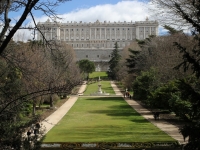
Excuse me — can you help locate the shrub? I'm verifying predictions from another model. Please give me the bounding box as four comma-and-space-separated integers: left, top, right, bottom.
132, 68, 157, 100
147, 80, 178, 109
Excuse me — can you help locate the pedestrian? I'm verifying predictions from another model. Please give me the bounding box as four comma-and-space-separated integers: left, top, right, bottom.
156, 112, 160, 120
36, 122, 40, 129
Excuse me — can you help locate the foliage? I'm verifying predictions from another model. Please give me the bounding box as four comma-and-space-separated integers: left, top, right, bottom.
175, 77, 200, 121
169, 93, 192, 120
180, 121, 200, 150
78, 59, 95, 78
0, 41, 81, 149
108, 42, 121, 80
147, 1, 200, 147
163, 25, 183, 35
147, 80, 178, 109
126, 48, 140, 74
132, 68, 157, 100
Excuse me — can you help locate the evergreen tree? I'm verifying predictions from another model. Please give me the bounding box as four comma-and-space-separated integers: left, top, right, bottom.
126, 48, 140, 74
108, 42, 121, 80
150, 1, 200, 149
163, 25, 183, 35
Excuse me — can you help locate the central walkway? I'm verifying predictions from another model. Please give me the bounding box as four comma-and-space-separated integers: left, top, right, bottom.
41, 81, 186, 145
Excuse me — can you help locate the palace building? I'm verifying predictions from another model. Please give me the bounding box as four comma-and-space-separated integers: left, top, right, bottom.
37, 19, 159, 71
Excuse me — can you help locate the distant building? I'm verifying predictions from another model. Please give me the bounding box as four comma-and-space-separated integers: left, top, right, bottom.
37, 18, 159, 71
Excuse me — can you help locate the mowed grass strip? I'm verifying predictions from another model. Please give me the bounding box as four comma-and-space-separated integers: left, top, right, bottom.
89, 71, 108, 79
84, 81, 115, 95
44, 97, 175, 142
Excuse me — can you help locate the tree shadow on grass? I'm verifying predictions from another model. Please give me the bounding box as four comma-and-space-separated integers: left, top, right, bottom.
85, 97, 124, 102
86, 97, 148, 123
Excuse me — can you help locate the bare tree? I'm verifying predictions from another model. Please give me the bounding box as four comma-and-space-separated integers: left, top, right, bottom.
0, 0, 70, 54
0, 40, 82, 149
118, 41, 141, 88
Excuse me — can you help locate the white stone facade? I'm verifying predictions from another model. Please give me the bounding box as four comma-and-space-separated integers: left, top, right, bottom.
37, 19, 159, 49
37, 19, 158, 71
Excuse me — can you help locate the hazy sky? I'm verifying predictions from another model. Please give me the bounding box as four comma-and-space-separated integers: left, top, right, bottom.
11, 0, 165, 41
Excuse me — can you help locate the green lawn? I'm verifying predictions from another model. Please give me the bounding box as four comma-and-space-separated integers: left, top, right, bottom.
89, 71, 108, 79
84, 81, 115, 95
44, 97, 175, 142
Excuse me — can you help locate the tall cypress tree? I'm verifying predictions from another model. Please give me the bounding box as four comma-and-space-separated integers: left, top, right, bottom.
108, 42, 121, 80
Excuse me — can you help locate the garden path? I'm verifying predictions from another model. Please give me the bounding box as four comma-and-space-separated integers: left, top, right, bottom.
110, 81, 186, 145
41, 80, 186, 145
41, 81, 87, 134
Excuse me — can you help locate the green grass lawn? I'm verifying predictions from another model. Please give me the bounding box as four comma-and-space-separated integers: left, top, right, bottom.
89, 71, 108, 79
84, 81, 115, 95
43, 97, 175, 142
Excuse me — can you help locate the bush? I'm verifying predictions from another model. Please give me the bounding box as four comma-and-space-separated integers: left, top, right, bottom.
147, 80, 178, 109
132, 68, 157, 100
42, 94, 60, 105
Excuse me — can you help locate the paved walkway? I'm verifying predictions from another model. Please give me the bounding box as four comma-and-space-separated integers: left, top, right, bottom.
41, 81, 87, 134
41, 80, 186, 145
111, 81, 185, 145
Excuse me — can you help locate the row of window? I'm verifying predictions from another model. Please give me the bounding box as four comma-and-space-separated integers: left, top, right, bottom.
70, 42, 128, 48
86, 55, 111, 58
64, 28, 132, 32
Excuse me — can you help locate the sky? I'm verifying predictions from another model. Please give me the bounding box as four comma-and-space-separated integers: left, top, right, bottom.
11, 0, 166, 41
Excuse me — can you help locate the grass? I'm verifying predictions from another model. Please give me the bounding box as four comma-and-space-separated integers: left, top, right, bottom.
84, 81, 115, 95
89, 71, 108, 79
43, 97, 175, 142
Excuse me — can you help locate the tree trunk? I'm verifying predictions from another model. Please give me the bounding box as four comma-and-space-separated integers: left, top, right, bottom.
50, 94, 53, 108
32, 99, 36, 115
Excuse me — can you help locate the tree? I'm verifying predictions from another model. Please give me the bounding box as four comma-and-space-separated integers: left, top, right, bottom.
108, 42, 121, 80
78, 59, 95, 79
150, 0, 200, 77
150, 1, 200, 148
126, 48, 141, 74
132, 68, 157, 101
0, 0, 70, 54
0, 41, 81, 149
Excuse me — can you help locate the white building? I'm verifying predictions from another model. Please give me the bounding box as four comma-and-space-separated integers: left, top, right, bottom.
37, 19, 159, 71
